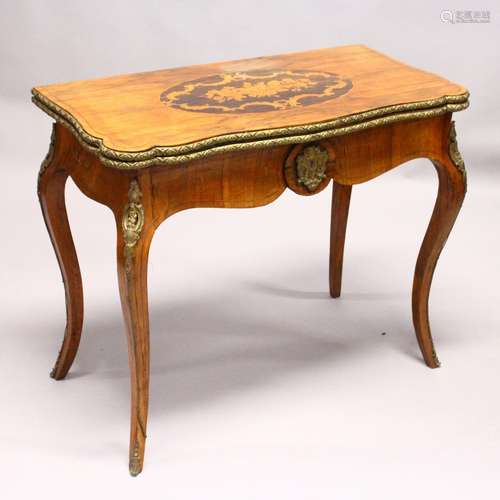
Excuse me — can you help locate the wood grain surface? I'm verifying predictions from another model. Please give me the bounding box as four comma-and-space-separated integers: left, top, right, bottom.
33, 45, 467, 156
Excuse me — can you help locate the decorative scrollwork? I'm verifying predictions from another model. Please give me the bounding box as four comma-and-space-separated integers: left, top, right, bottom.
122, 180, 144, 278
37, 123, 56, 189
295, 145, 329, 192
448, 121, 466, 179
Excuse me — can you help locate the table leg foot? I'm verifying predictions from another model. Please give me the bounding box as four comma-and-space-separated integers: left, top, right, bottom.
116, 178, 154, 476
38, 124, 84, 380
412, 122, 466, 368
329, 182, 352, 298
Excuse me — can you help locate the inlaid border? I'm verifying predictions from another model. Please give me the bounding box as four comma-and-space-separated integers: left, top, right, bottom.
32, 88, 469, 170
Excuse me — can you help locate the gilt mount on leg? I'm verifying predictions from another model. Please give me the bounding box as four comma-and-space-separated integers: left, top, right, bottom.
448, 121, 467, 182
122, 180, 144, 278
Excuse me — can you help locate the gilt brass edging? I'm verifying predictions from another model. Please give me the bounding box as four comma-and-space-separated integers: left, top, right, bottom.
32, 89, 469, 170
101, 102, 468, 169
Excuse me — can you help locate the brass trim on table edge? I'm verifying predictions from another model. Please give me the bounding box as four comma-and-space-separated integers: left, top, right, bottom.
32, 88, 469, 170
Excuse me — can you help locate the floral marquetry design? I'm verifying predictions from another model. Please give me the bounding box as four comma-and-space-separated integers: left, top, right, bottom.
160, 69, 353, 114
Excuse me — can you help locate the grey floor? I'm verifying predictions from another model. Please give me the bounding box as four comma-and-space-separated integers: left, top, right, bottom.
1, 97, 499, 498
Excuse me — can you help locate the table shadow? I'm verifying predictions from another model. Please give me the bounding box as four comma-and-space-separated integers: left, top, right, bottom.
23, 279, 440, 419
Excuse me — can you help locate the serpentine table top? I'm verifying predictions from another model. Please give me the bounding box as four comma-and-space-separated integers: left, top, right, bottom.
32, 45, 468, 169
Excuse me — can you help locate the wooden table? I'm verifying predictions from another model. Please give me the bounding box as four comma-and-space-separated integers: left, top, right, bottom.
32, 45, 468, 475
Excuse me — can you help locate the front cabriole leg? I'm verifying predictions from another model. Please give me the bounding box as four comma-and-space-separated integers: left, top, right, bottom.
114, 176, 155, 476
413, 121, 467, 367
37, 123, 84, 379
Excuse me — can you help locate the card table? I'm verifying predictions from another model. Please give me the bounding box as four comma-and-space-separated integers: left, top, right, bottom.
32, 45, 468, 475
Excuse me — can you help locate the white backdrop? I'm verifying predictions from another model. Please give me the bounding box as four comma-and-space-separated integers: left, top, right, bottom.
1, 1, 500, 499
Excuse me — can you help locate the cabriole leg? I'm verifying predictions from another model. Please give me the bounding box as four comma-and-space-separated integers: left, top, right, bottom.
115, 178, 155, 476
413, 121, 467, 367
38, 124, 84, 380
